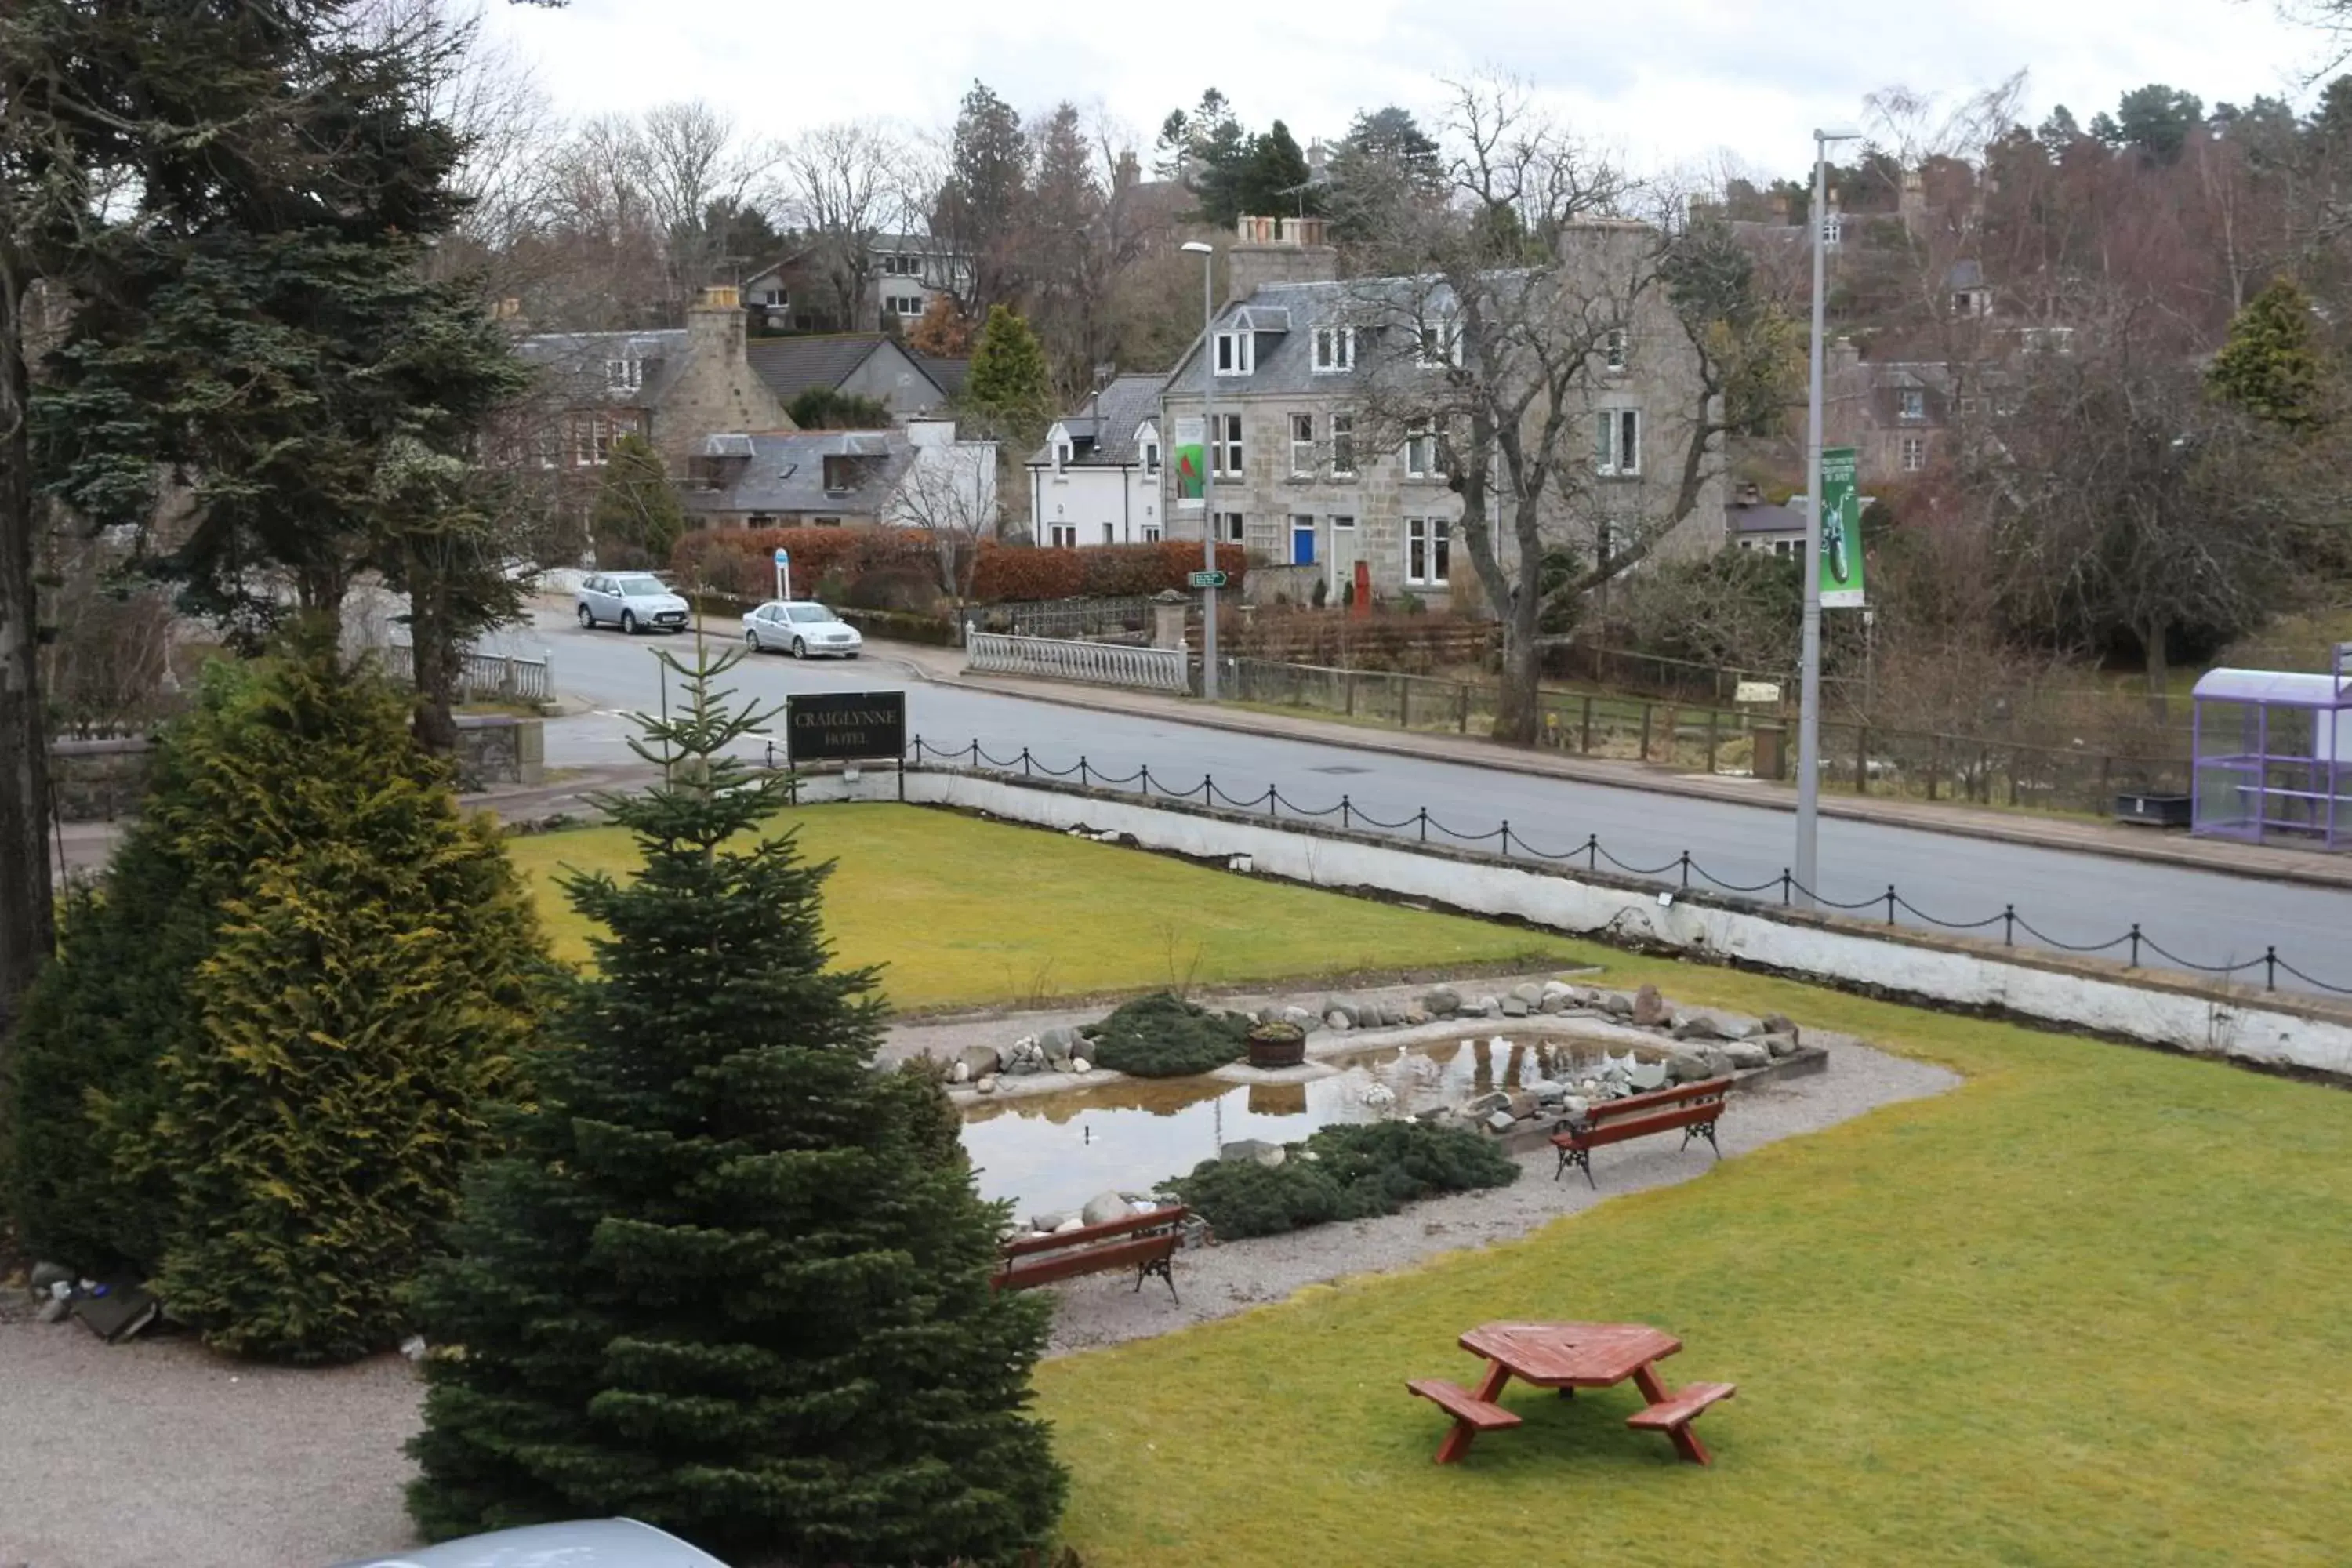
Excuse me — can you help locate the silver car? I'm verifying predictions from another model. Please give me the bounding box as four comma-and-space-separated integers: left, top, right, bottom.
575, 572, 691, 634
331, 1517, 731, 1567
741, 599, 863, 659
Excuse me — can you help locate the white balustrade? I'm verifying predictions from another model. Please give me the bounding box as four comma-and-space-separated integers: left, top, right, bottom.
965, 630, 1189, 693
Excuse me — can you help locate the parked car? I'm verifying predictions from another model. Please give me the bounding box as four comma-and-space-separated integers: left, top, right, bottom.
575, 572, 690, 634
330, 1518, 731, 1568
741, 599, 863, 659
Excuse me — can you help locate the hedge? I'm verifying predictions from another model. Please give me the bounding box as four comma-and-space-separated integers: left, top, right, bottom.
672, 527, 1248, 606
1082, 992, 1253, 1077
1167, 1120, 1520, 1240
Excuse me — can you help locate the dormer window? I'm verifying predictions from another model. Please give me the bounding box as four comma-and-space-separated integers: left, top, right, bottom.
605, 358, 643, 394
822, 454, 858, 492
1898, 388, 1926, 423
1214, 329, 1254, 376
1417, 314, 1462, 368
1312, 325, 1355, 372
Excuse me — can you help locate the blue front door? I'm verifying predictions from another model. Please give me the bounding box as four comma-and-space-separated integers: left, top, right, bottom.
1290, 521, 1316, 564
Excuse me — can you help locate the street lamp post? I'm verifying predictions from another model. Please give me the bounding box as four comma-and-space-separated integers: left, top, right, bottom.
1182, 239, 1219, 701
1797, 126, 1860, 910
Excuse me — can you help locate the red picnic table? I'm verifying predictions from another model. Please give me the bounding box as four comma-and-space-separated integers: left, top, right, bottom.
1408, 1320, 1737, 1466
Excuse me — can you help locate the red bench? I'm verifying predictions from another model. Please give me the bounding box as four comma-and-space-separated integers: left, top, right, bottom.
1627, 1379, 1738, 1465
1406, 1378, 1523, 1464
993, 1204, 1188, 1302
1550, 1077, 1730, 1187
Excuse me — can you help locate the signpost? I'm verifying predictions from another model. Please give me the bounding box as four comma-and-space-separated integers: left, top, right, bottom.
773, 546, 792, 603
1818, 448, 1865, 609
783, 691, 906, 766
1187, 570, 1229, 590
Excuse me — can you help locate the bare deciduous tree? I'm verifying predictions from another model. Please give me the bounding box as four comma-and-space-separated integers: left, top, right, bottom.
782, 120, 913, 332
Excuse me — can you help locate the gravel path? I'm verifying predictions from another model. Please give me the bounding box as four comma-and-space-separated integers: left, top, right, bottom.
1030, 1029, 1956, 1355
0, 978, 1955, 1568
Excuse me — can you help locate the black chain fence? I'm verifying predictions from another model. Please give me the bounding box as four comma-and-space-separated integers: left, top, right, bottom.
900, 735, 2352, 1000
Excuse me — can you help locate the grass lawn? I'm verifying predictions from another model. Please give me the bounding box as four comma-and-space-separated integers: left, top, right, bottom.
502, 804, 1580, 1011
1035, 947, 2352, 1566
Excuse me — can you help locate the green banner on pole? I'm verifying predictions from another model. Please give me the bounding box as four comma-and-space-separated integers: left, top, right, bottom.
1819, 445, 1865, 608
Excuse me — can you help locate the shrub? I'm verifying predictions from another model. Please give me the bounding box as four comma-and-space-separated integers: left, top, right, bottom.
9, 633, 544, 1360
1168, 1120, 1519, 1240
1083, 992, 1253, 1077
406, 648, 1063, 1563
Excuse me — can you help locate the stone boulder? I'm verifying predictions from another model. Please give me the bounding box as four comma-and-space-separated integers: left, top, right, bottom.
1762, 1033, 1800, 1059
1724, 1040, 1772, 1070
1762, 1014, 1800, 1045
1029, 1211, 1069, 1234
1463, 1091, 1512, 1118
1540, 981, 1574, 1013
1324, 1010, 1353, 1032
1601, 991, 1635, 1019
1323, 1000, 1359, 1027
1458, 996, 1492, 1018
1627, 1058, 1671, 1092
1484, 1110, 1519, 1134
1671, 1013, 1729, 1043
975, 1075, 999, 1094
1632, 985, 1670, 1027
1002, 1036, 1048, 1075
1220, 1138, 1287, 1167
1070, 1058, 1092, 1074
1510, 982, 1544, 1007
1424, 985, 1463, 1016
959, 1044, 1002, 1080
1081, 1190, 1131, 1228
1500, 996, 1530, 1018
1283, 1005, 1320, 1031
1664, 1051, 1715, 1085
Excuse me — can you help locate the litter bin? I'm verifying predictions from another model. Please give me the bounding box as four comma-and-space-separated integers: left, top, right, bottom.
1750, 721, 1788, 782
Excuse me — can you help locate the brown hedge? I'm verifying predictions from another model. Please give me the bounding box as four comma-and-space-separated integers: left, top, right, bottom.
673, 528, 1247, 605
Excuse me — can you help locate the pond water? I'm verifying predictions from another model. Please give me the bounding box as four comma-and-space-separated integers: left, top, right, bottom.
960, 1033, 1632, 1217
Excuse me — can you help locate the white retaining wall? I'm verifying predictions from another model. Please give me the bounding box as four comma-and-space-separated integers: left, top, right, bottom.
801, 767, 2352, 1080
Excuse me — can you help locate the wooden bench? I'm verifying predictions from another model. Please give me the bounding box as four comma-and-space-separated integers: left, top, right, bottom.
1406, 1377, 1523, 1464
992, 1204, 1189, 1301
1550, 1077, 1731, 1187
1626, 1379, 1737, 1465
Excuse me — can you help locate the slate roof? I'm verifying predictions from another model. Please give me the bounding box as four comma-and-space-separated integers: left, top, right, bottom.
1163, 276, 1465, 400
515, 329, 691, 406
1028, 373, 1166, 468
684, 430, 915, 517
741, 334, 952, 408
1726, 499, 1809, 536
916, 354, 971, 399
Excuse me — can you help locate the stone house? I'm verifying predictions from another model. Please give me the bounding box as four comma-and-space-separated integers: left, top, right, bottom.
1025, 374, 1168, 548
741, 234, 975, 335
743, 333, 959, 425
1157, 216, 1724, 606
683, 419, 998, 534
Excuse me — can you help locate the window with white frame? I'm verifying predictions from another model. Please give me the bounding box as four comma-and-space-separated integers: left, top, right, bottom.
1603, 327, 1628, 373
1595, 408, 1641, 477
1406, 517, 1450, 586
605, 358, 642, 394
882, 253, 918, 276
1102, 523, 1116, 545
1213, 412, 1243, 476
1290, 413, 1316, 477
1143, 437, 1161, 474
1217, 511, 1246, 543
1048, 523, 1078, 547
1417, 314, 1462, 367
1405, 422, 1439, 478
1053, 440, 1071, 472
1330, 414, 1356, 476
1143, 522, 1162, 543
1214, 330, 1254, 376
884, 293, 924, 318
1898, 387, 1926, 422
1901, 434, 1928, 471
1312, 325, 1356, 372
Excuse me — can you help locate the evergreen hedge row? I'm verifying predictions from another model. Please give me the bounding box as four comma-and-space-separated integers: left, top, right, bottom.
1168, 1121, 1521, 1240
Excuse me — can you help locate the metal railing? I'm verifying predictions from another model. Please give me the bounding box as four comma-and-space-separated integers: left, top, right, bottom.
902, 735, 2352, 1000
387, 643, 554, 706
965, 630, 1189, 693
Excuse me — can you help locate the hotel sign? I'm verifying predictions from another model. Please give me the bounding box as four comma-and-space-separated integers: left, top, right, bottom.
786, 691, 906, 764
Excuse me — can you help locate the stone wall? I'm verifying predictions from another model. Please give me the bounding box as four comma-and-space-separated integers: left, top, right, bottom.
453, 715, 543, 793
49, 737, 153, 822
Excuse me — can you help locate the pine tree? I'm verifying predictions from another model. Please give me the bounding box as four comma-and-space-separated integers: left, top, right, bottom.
2209, 278, 2332, 431
407, 645, 1064, 1565
964, 305, 1056, 449
6, 630, 543, 1361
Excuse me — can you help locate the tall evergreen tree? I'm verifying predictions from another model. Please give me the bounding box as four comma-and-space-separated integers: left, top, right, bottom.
407, 646, 1064, 1565
963, 304, 1057, 450
2209, 277, 2332, 430
8, 629, 543, 1360
1236, 121, 1316, 220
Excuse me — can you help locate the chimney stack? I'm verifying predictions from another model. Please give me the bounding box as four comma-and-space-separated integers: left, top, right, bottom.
1225, 214, 1338, 303
688, 284, 746, 363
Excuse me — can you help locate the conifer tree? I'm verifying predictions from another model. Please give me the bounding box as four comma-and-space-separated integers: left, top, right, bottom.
589, 433, 688, 566
407, 645, 1064, 1565
2208, 278, 2332, 431
964, 304, 1057, 448
6, 629, 543, 1361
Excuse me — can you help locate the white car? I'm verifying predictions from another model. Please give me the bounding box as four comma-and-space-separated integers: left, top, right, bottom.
742, 600, 862, 659
575, 572, 691, 634
329, 1517, 731, 1566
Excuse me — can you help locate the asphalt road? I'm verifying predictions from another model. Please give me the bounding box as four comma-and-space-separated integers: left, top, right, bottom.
492, 608, 2352, 997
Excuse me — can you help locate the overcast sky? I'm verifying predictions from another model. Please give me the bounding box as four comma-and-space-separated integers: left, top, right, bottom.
477, 0, 2332, 181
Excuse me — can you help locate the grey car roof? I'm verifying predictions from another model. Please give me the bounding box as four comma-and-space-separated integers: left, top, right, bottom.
329, 1516, 731, 1568
685, 430, 916, 516
1029, 372, 1166, 467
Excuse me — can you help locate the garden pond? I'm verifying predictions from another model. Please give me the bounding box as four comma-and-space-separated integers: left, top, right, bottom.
961, 1030, 1644, 1215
